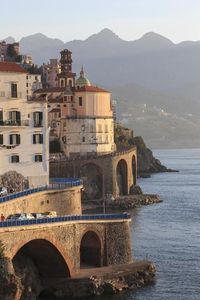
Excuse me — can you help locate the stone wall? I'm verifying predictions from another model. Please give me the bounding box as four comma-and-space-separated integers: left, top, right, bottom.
0, 220, 132, 276
0, 187, 82, 218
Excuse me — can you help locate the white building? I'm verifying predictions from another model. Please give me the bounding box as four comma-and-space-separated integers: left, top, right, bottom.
26, 73, 42, 99
0, 62, 49, 188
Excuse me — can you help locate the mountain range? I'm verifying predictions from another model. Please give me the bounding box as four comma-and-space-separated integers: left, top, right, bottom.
3, 29, 200, 148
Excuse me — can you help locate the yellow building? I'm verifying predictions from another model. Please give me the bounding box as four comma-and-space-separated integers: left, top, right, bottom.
33, 49, 116, 157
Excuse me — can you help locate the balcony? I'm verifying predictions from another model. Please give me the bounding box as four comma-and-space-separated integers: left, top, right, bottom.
33, 121, 43, 128
0, 120, 29, 127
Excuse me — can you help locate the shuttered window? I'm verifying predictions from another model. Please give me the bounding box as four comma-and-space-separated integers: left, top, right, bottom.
33, 112, 43, 127
11, 155, 19, 163
0, 134, 3, 145
33, 134, 43, 144
34, 154, 42, 162
9, 134, 20, 145
11, 83, 18, 98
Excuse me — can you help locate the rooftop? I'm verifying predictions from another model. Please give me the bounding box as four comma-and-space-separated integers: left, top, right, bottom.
0, 62, 27, 73
75, 85, 110, 93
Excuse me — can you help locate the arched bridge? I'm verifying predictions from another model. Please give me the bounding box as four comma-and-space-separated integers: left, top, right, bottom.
0, 214, 132, 280
50, 146, 137, 199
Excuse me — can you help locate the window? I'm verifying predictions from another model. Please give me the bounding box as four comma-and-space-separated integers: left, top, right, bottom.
11, 83, 17, 98
82, 137, 85, 142
9, 111, 21, 125
33, 111, 43, 127
60, 79, 64, 87
33, 134, 43, 144
34, 154, 43, 162
0, 111, 3, 125
35, 76, 38, 80
0, 134, 3, 145
11, 155, 19, 163
79, 97, 82, 106
10, 134, 20, 145
26, 83, 28, 87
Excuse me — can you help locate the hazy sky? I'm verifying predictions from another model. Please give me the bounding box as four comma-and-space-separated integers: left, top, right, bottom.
1, 0, 200, 43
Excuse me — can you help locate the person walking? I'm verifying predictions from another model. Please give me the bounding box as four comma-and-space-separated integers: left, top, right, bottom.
0, 214, 5, 221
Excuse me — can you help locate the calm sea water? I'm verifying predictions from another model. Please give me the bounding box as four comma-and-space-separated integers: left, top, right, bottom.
43, 149, 200, 300
83, 148, 200, 300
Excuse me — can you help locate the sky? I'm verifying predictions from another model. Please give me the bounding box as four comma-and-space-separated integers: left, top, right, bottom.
1, 0, 200, 43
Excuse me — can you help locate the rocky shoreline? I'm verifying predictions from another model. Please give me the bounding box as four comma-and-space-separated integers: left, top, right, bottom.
107, 194, 161, 210
0, 257, 156, 299
41, 261, 156, 299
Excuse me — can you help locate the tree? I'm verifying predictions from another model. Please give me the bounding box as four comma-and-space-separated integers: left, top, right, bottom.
6, 45, 18, 58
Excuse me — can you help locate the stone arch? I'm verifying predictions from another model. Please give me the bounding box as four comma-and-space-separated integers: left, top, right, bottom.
80, 162, 103, 200
116, 159, 128, 195
12, 239, 71, 278
132, 155, 137, 185
80, 231, 101, 267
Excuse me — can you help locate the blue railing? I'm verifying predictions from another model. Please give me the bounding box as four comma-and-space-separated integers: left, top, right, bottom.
0, 178, 83, 204
49, 178, 82, 188
0, 213, 131, 228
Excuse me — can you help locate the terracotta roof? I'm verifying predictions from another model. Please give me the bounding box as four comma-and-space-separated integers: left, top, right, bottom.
0, 62, 27, 73
75, 85, 110, 93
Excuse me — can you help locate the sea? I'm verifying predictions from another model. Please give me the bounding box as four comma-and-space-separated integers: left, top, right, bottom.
43, 148, 200, 300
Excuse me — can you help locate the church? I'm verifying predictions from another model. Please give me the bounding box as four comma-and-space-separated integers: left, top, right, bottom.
33, 49, 115, 157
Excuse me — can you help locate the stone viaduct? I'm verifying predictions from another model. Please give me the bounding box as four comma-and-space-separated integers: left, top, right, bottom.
50, 146, 137, 199
0, 216, 132, 284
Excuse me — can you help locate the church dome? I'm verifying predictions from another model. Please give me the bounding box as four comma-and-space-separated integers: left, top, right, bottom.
75, 67, 91, 87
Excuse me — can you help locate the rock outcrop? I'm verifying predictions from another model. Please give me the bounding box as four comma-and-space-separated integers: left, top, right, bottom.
0, 258, 22, 300
129, 136, 177, 176
107, 194, 161, 210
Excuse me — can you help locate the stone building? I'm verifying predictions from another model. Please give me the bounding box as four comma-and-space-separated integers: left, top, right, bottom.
33, 49, 115, 157
41, 58, 61, 88
0, 61, 49, 187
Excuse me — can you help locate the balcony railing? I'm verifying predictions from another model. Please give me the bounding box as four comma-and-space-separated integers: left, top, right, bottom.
33, 121, 43, 127
0, 120, 29, 126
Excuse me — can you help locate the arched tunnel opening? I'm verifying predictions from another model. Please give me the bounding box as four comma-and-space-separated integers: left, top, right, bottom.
116, 159, 128, 195
12, 239, 70, 298
132, 155, 137, 185
80, 231, 101, 268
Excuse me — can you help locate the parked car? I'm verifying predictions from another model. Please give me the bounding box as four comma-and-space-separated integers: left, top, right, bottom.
6, 213, 35, 220
42, 211, 57, 218
0, 187, 7, 196
31, 213, 44, 219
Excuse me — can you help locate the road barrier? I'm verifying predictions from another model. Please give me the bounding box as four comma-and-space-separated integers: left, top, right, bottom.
0, 213, 131, 228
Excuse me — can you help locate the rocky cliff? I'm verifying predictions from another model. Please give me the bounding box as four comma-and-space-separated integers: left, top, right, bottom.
115, 124, 176, 176
130, 136, 175, 176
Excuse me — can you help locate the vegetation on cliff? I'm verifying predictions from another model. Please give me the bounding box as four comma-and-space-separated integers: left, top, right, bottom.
115, 123, 175, 176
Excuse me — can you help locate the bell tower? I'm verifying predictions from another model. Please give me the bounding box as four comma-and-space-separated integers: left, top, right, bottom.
57, 49, 76, 88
